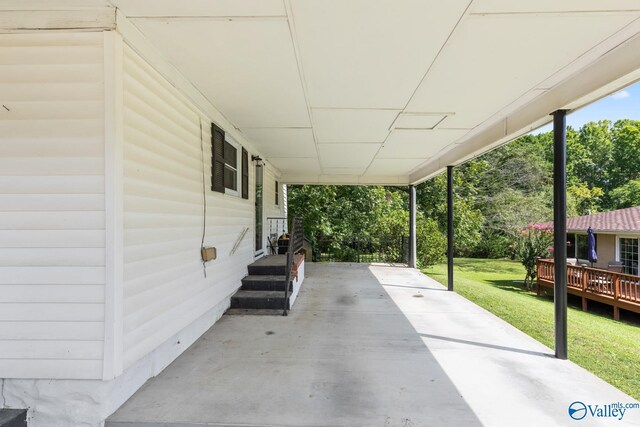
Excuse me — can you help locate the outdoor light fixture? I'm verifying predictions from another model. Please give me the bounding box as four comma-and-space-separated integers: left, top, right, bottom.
251, 155, 264, 166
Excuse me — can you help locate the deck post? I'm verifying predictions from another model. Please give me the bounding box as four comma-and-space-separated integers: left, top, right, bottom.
553, 109, 568, 360
408, 185, 417, 268
447, 165, 454, 292
614, 274, 620, 321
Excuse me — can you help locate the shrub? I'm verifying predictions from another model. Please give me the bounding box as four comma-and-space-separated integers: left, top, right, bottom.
417, 217, 446, 267
515, 224, 553, 289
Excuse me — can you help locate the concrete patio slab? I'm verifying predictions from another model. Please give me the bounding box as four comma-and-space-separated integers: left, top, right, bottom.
107, 264, 640, 427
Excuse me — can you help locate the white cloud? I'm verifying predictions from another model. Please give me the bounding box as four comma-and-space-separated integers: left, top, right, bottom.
611, 90, 630, 100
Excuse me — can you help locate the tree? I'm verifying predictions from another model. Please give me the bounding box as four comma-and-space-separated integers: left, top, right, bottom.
417, 167, 484, 256
609, 179, 640, 209
571, 121, 612, 191
611, 120, 640, 191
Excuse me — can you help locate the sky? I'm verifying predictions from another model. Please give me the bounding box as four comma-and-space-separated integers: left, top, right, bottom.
530, 80, 640, 134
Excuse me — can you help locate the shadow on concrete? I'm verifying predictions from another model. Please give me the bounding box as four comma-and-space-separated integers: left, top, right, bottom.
380, 282, 449, 291
419, 333, 553, 358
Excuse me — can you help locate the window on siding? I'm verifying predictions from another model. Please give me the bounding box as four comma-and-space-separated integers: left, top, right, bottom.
211, 123, 243, 197
224, 141, 238, 192
275, 181, 279, 205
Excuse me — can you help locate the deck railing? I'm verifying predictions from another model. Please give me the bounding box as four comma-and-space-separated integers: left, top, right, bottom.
536, 258, 640, 319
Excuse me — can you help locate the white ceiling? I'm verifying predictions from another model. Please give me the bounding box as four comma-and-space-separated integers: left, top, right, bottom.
14, 0, 640, 184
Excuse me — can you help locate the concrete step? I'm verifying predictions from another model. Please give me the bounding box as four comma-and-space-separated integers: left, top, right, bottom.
241, 275, 290, 292
226, 308, 285, 316
247, 264, 287, 276
247, 256, 287, 275
0, 409, 27, 427
230, 290, 289, 310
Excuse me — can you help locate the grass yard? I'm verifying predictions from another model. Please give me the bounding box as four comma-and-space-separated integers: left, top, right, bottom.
423, 258, 640, 400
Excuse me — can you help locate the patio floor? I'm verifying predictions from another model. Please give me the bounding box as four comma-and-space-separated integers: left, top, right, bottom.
107, 263, 639, 427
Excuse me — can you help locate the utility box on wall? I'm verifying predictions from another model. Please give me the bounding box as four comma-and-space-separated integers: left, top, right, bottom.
201, 247, 217, 262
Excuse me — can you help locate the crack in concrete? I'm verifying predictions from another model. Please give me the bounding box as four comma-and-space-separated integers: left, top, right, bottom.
0, 378, 5, 407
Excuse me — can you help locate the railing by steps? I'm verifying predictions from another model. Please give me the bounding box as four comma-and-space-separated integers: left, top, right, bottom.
283, 217, 304, 316
536, 258, 640, 320
267, 216, 287, 254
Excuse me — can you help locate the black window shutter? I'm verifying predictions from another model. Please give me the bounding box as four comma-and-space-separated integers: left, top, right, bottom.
241, 148, 249, 199
211, 123, 225, 193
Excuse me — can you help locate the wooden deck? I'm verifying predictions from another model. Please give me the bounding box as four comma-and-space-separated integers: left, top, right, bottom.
536, 259, 640, 320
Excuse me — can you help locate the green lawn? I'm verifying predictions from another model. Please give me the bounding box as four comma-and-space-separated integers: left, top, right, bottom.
423, 258, 640, 400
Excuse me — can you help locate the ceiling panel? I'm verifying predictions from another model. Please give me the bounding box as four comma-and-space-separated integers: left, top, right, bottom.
240, 128, 316, 158
365, 158, 425, 176
313, 109, 398, 143
318, 143, 380, 168
470, 0, 640, 14
110, 0, 285, 17
131, 18, 310, 128
392, 113, 447, 130
290, 0, 470, 108
407, 14, 637, 129
378, 129, 468, 158
269, 157, 321, 175
321, 167, 366, 175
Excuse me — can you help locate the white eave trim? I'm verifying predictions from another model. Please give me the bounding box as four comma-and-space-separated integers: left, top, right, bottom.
281, 174, 410, 186
0, 8, 116, 32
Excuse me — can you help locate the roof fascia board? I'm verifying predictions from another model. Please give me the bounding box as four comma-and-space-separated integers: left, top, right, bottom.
281, 174, 409, 186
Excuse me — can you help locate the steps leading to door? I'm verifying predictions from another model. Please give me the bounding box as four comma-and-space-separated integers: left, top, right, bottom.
228, 255, 290, 314
231, 290, 288, 310
240, 275, 290, 292
246, 255, 287, 275
228, 254, 305, 315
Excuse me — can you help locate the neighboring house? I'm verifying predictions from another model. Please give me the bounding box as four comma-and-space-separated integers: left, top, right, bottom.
563, 206, 640, 274
2, 2, 640, 426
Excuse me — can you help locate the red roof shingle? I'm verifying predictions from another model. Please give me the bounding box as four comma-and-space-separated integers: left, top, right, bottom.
553, 206, 640, 233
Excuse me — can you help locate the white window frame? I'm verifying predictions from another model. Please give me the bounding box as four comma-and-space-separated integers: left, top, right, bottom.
615, 234, 640, 274
224, 136, 241, 197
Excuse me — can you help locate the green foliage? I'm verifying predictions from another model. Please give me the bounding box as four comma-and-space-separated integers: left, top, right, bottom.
417, 167, 484, 256
515, 224, 553, 288
611, 120, 640, 190
288, 118, 640, 264
609, 178, 640, 208
567, 183, 604, 216
416, 217, 446, 267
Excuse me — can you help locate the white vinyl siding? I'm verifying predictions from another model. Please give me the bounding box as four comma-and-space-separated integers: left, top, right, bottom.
0, 32, 106, 379
122, 44, 266, 368
264, 166, 283, 220
261, 165, 285, 251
